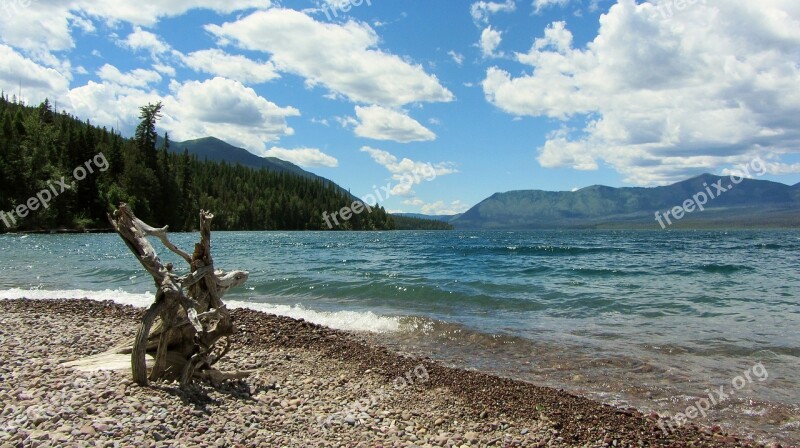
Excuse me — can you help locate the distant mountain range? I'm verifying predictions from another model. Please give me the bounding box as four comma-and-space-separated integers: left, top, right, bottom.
451, 174, 800, 229
160, 137, 800, 230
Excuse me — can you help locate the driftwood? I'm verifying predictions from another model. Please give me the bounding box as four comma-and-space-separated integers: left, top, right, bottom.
100, 203, 249, 386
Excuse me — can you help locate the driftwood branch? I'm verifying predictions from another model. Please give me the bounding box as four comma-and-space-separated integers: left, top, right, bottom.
104, 204, 248, 387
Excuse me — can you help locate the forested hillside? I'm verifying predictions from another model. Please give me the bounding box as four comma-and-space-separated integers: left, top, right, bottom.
0, 96, 394, 232
392, 215, 453, 230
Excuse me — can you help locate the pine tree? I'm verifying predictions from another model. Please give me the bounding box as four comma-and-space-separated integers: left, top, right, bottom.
135, 102, 162, 172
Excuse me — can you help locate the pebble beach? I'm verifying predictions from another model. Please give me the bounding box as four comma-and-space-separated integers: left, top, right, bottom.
0, 298, 780, 447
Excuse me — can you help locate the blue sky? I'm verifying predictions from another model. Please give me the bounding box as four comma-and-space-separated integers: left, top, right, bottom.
1, 0, 799, 215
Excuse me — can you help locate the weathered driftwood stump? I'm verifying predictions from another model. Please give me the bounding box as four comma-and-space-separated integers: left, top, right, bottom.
106, 204, 249, 387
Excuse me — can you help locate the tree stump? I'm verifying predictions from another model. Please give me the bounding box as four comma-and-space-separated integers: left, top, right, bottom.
106, 203, 249, 387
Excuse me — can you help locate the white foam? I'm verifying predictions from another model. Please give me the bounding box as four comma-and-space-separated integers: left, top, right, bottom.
0, 288, 154, 308
227, 301, 401, 333
0, 288, 401, 334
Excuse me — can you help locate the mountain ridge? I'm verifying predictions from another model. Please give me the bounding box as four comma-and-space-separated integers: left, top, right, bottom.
162, 136, 360, 200
452, 173, 800, 229
163, 136, 313, 178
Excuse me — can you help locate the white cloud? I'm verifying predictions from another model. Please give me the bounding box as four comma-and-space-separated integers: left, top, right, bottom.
401, 197, 468, 215
471, 1, 516, 24
483, 0, 800, 184
182, 49, 279, 84
152, 63, 176, 77
122, 27, 170, 56
65, 77, 299, 154
261, 147, 339, 168
66, 81, 162, 134
448, 50, 465, 65
0, 0, 271, 59
78, 0, 271, 26
97, 64, 162, 88
421, 200, 469, 215
360, 146, 457, 197
480, 26, 503, 58
352, 105, 436, 143
161, 77, 300, 150
533, 0, 571, 14
207, 8, 454, 107
0, 45, 70, 104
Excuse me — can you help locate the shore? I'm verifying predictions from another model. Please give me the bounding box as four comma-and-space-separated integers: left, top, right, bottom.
0, 299, 778, 447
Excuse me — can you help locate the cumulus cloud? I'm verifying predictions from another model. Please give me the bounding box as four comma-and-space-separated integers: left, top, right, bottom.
152, 64, 176, 77
0, 0, 271, 59
471, 0, 516, 24
64, 77, 299, 154
160, 77, 299, 150
479, 26, 503, 58
360, 146, 457, 197
483, 0, 800, 184
261, 147, 339, 168
122, 27, 171, 56
0, 45, 70, 103
66, 81, 163, 134
352, 105, 436, 143
97, 64, 161, 88
207, 8, 454, 107
182, 49, 280, 84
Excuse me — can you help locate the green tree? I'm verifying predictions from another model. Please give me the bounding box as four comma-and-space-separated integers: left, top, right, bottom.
135, 102, 162, 172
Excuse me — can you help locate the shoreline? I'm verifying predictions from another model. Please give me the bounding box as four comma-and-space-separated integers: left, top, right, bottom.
0, 298, 779, 447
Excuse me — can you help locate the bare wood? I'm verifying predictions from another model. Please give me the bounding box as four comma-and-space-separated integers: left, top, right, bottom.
103, 204, 248, 387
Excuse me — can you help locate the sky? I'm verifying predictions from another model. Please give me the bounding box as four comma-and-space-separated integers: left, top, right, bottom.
1, 0, 799, 215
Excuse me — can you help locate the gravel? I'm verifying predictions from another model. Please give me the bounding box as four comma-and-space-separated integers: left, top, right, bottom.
0, 298, 779, 448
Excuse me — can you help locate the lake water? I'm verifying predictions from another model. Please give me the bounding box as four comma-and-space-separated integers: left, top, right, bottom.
1, 230, 798, 444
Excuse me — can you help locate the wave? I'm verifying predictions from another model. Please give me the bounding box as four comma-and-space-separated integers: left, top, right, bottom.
697, 264, 754, 274
567, 267, 648, 277
0, 287, 154, 307
226, 301, 400, 333
464, 245, 621, 257
0, 288, 401, 334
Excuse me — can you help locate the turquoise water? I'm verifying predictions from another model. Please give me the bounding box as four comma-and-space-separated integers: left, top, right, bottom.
1, 230, 798, 443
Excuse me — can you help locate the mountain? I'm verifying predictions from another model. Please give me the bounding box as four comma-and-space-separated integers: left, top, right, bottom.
161, 136, 454, 229
164, 136, 313, 178
452, 174, 800, 229
163, 136, 358, 199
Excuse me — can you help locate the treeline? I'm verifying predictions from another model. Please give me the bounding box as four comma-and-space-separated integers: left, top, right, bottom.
392, 215, 453, 230
0, 96, 397, 231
